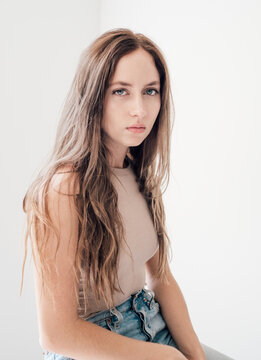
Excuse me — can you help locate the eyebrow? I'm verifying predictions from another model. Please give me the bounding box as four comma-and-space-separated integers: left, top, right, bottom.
109, 80, 160, 87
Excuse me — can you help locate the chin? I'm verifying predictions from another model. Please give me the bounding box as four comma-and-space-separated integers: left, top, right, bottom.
129, 139, 145, 147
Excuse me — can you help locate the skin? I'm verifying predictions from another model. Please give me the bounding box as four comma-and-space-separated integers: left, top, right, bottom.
102, 47, 161, 168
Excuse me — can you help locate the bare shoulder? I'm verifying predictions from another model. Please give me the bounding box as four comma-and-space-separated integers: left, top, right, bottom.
50, 164, 80, 196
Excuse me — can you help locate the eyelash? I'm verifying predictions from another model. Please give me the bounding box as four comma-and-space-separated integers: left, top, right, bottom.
112, 88, 159, 96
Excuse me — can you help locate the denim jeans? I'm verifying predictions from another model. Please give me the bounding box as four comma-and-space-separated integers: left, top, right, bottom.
42, 287, 234, 360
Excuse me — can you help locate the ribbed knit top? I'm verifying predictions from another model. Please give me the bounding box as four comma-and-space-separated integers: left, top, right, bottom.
77, 162, 159, 320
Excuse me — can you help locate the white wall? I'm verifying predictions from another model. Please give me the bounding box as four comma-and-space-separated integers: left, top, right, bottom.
100, 1, 261, 360
1, 0, 260, 359
0, 1, 100, 359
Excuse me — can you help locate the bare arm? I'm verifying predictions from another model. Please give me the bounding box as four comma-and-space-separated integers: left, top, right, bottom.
145, 250, 206, 360
34, 170, 187, 360
44, 318, 188, 360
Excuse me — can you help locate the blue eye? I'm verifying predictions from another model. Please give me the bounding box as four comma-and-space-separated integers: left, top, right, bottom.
112, 88, 159, 96
112, 89, 127, 96
146, 88, 159, 96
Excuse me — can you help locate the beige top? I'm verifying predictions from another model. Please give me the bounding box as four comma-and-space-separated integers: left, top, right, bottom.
78, 162, 159, 320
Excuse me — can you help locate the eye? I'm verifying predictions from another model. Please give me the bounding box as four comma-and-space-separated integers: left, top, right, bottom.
112, 89, 159, 96
112, 89, 127, 96
145, 88, 159, 96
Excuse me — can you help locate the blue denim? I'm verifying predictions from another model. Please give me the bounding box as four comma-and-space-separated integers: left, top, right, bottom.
42, 287, 234, 360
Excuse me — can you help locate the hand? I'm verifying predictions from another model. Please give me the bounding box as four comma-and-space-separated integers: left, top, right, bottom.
164, 344, 207, 360
181, 348, 206, 360
163, 346, 189, 360
148, 343, 189, 360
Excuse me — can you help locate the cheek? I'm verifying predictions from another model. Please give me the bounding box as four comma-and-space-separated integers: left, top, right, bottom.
102, 101, 114, 126
149, 99, 161, 117
104, 99, 124, 118
106, 95, 122, 107
102, 107, 119, 133
156, 96, 161, 110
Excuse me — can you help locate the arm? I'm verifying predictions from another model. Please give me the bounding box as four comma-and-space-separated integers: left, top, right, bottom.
44, 318, 188, 360
145, 249, 206, 360
34, 170, 186, 360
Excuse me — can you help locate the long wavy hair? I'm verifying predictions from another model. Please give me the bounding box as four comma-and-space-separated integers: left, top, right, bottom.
20, 28, 175, 314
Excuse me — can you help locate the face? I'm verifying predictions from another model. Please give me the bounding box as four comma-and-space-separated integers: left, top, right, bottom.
102, 48, 161, 165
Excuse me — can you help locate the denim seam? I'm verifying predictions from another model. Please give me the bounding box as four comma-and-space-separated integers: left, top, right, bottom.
131, 290, 156, 341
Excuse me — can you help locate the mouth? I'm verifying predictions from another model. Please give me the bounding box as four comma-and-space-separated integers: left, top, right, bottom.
126, 127, 146, 133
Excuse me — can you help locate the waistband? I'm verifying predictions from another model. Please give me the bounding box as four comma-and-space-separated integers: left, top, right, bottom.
84, 287, 156, 323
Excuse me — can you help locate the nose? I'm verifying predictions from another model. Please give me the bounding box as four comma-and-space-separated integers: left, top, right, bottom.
129, 94, 147, 119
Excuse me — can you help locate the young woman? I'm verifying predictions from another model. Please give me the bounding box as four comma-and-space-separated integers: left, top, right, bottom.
21, 28, 234, 360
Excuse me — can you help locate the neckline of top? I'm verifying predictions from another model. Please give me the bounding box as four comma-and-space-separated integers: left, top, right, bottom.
110, 162, 131, 175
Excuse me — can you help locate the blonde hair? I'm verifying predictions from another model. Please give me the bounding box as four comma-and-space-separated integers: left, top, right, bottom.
21, 28, 175, 314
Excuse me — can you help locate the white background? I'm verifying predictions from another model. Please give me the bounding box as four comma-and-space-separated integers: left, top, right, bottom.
1, 0, 260, 359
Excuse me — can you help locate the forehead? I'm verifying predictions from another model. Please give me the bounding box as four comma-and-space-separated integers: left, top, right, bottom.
110, 48, 160, 83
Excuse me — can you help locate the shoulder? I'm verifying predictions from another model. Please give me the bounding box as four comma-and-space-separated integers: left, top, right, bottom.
49, 165, 80, 196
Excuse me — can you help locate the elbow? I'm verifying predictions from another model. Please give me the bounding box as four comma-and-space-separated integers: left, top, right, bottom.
40, 319, 80, 355
39, 327, 67, 354
40, 333, 58, 354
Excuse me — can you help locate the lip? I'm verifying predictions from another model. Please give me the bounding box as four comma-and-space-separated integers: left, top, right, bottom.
126, 127, 146, 133
127, 124, 146, 128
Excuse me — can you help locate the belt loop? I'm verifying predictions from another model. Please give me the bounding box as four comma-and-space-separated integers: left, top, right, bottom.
131, 288, 143, 309
144, 288, 157, 310
109, 306, 123, 324
145, 288, 155, 298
